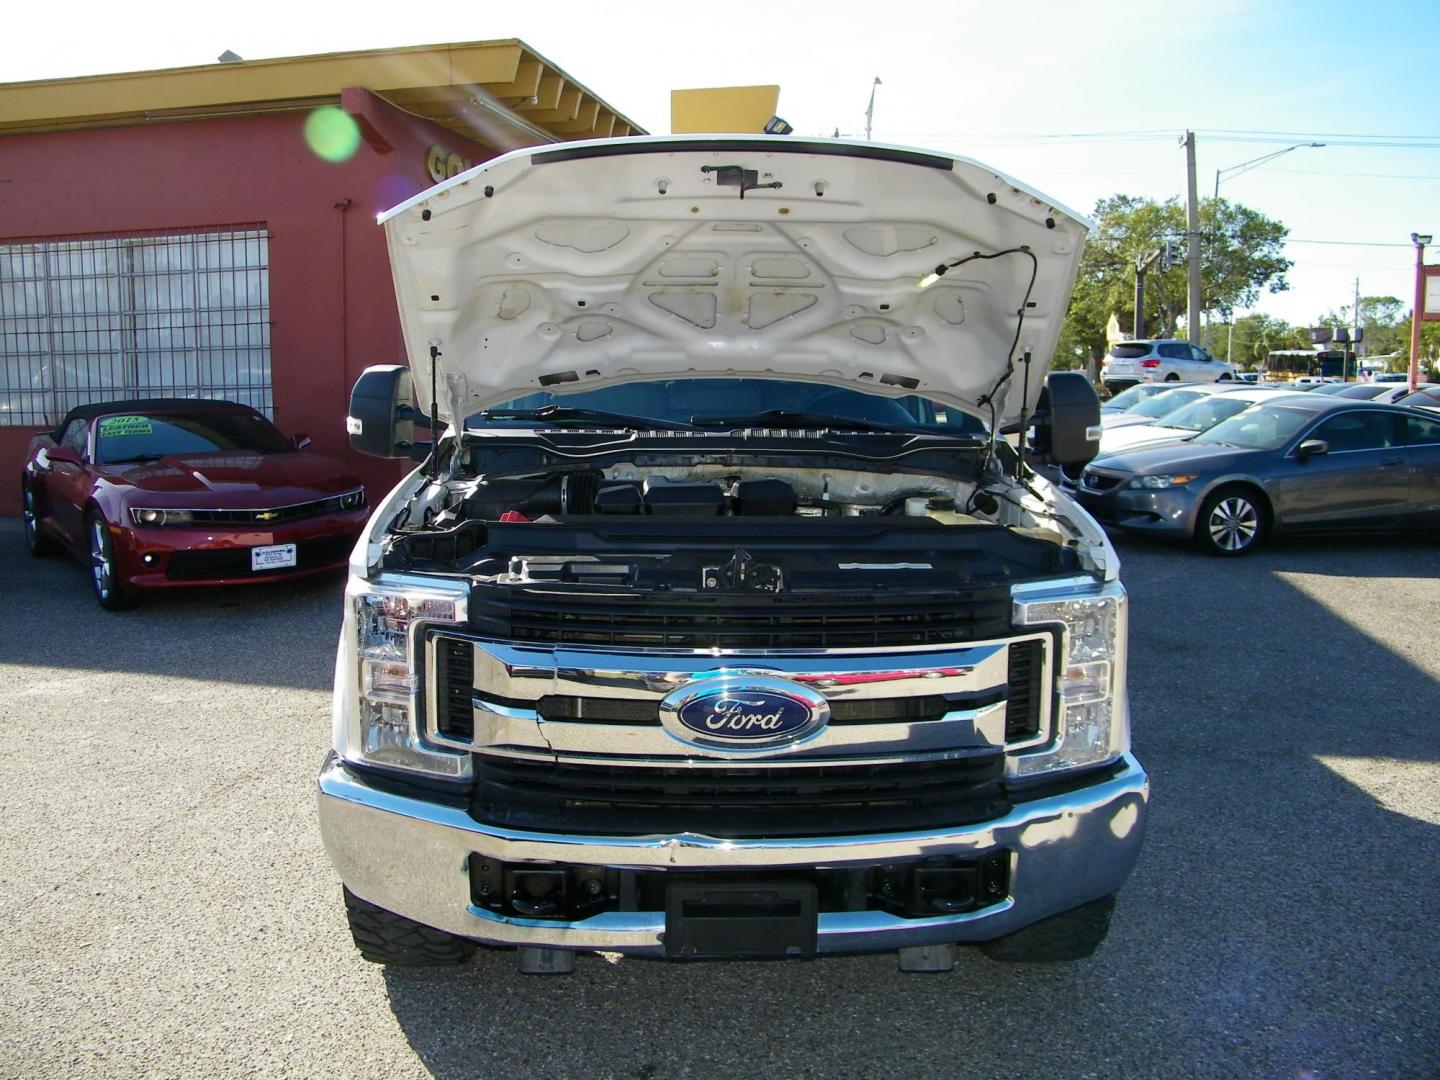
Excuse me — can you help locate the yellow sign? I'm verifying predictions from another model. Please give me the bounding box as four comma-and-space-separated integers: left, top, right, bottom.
425, 145, 473, 183
671, 86, 781, 134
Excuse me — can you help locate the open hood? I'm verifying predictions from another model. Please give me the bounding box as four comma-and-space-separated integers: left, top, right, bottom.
380, 135, 1089, 429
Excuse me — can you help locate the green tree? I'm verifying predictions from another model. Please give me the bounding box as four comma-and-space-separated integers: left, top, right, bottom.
1057, 194, 1292, 362
1313, 296, 1408, 358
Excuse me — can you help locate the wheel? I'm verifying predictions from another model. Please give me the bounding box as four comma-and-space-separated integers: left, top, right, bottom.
1195, 485, 1268, 557
1217, 373, 1233, 381
1163, 373, 1180, 382
343, 887, 475, 966
22, 481, 58, 556
980, 894, 1116, 963
86, 510, 138, 610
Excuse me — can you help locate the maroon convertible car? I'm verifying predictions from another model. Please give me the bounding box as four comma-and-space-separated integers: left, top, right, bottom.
21, 398, 369, 609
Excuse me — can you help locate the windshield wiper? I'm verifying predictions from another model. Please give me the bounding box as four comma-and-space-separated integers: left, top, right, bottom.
474, 406, 698, 432
690, 409, 931, 434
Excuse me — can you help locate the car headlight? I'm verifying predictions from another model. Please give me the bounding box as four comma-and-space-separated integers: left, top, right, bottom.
130, 508, 194, 527
333, 575, 471, 780
1125, 474, 1197, 490
1009, 580, 1128, 779
338, 487, 366, 511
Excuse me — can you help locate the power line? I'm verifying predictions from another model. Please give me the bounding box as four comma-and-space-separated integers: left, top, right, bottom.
1285, 239, 1413, 247
1267, 168, 1440, 181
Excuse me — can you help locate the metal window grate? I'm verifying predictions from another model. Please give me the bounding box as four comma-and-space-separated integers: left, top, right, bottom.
0, 225, 272, 427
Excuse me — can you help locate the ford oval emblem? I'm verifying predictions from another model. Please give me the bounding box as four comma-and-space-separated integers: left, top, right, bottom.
658, 673, 830, 754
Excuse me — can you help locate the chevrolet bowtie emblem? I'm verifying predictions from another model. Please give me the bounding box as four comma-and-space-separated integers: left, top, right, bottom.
255, 510, 279, 521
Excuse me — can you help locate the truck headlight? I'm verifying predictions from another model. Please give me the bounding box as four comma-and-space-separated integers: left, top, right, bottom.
1009, 580, 1129, 779
333, 575, 471, 781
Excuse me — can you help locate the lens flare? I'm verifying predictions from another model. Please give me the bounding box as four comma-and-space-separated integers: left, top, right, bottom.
305, 107, 362, 163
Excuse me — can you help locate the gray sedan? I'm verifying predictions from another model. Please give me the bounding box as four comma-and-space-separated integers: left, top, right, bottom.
1074, 397, 1440, 555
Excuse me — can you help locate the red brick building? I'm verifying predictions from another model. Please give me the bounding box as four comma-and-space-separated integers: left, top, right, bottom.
0, 41, 642, 514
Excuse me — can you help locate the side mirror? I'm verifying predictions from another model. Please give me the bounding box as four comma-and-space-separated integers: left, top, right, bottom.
46, 446, 81, 466
347, 365, 424, 459
1296, 438, 1328, 459
291, 433, 312, 451
1030, 372, 1102, 469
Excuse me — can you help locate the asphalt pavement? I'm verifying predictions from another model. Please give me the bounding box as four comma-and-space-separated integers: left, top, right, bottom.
0, 518, 1437, 1079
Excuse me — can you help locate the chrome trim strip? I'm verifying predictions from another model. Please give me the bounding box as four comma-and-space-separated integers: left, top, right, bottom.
468, 700, 1009, 762
317, 752, 1149, 954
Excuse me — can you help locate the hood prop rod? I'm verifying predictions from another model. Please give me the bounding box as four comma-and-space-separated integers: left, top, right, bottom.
428, 344, 442, 480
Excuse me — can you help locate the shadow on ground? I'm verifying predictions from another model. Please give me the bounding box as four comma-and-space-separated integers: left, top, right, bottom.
375, 536, 1440, 1079
0, 517, 342, 691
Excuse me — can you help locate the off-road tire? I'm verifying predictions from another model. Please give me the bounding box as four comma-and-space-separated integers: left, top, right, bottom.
1195, 484, 1269, 557
343, 887, 476, 966
22, 481, 58, 556
979, 894, 1116, 963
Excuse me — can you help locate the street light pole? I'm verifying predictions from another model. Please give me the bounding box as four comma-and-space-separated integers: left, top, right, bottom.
1411, 233, 1432, 392
864, 77, 881, 141
1214, 142, 1326, 199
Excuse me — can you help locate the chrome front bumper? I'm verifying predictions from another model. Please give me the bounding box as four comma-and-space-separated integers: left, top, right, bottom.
317, 752, 1149, 956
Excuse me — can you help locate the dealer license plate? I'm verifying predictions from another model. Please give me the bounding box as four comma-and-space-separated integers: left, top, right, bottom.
251, 543, 297, 571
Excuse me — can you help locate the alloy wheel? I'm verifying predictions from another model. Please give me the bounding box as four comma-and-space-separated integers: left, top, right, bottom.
22, 486, 37, 545
1208, 496, 1259, 552
90, 518, 113, 601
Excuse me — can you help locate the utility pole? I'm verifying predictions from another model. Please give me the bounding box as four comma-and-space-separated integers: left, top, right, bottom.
1134, 247, 1164, 338
1183, 131, 1202, 344
1411, 233, 1431, 392
864, 77, 881, 141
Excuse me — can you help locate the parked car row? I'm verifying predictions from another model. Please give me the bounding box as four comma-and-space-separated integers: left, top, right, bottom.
1073, 387, 1440, 555
22, 399, 369, 608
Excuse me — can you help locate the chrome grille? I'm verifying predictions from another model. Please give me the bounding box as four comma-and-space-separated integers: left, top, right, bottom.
423, 632, 1052, 764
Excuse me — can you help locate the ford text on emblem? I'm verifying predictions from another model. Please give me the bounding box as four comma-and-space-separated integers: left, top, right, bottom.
658, 674, 830, 755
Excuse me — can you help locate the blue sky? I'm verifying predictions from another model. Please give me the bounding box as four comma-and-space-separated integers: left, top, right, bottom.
4, 0, 1436, 329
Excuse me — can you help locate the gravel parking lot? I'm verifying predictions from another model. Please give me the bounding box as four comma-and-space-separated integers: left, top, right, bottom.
1, 517, 1437, 1079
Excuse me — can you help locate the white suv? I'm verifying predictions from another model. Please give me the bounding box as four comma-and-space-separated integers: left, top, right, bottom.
1102, 339, 1236, 392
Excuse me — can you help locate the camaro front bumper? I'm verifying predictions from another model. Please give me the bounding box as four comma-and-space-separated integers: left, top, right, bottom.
317, 752, 1149, 956
113, 510, 368, 588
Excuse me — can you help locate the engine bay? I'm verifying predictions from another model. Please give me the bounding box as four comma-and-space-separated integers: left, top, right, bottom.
377, 458, 1093, 590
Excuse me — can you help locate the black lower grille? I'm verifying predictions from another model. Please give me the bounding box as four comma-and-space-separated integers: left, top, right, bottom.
468, 588, 1011, 650
1005, 638, 1045, 741
164, 534, 356, 580
469, 754, 1007, 838
434, 638, 476, 740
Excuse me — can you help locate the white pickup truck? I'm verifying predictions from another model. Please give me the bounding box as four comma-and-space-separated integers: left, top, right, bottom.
317, 135, 1148, 973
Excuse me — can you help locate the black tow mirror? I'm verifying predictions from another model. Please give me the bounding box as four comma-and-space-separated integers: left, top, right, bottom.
1296, 438, 1328, 459
1029, 372, 1102, 469
347, 365, 425, 459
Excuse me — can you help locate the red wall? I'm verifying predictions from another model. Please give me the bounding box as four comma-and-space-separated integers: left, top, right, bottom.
0, 96, 497, 514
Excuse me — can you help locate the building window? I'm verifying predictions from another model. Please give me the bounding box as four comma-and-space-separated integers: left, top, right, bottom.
0, 225, 271, 427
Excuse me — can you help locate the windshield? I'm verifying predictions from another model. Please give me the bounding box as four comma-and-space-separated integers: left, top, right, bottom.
1159, 396, 1254, 432
1393, 388, 1440, 408
1104, 384, 1168, 411
1128, 388, 1206, 419
468, 379, 987, 434
95, 410, 292, 464
1333, 384, 1392, 400
1193, 404, 1312, 450
1109, 343, 1152, 359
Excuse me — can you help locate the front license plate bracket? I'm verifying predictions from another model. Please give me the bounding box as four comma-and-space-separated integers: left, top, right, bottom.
664, 882, 818, 960
251, 542, 297, 571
